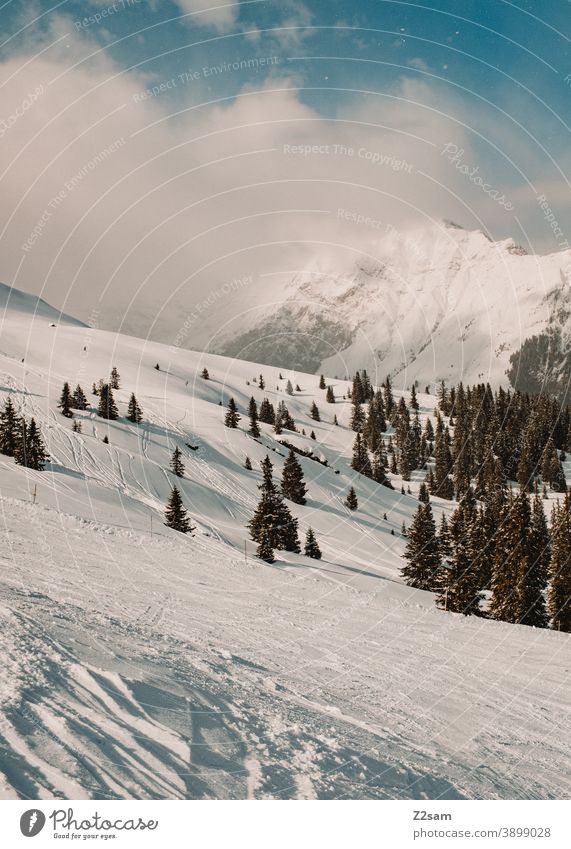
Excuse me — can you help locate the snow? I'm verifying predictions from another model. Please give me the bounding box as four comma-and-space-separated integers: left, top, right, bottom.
215, 223, 571, 388
0, 289, 569, 799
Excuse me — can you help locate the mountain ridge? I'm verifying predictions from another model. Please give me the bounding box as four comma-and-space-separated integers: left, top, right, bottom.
214, 224, 571, 389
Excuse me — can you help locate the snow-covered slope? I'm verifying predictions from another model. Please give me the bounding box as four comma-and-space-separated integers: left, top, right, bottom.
0, 281, 85, 327
216, 223, 571, 388
0, 292, 569, 800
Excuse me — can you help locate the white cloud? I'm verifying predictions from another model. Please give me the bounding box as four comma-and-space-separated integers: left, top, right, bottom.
0, 16, 567, 351
174, 0, 239, 33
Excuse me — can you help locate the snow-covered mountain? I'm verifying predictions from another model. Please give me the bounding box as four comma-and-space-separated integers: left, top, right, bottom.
216, 223, 571, 389
0, 286, 569, 800
0, 281, 85, 327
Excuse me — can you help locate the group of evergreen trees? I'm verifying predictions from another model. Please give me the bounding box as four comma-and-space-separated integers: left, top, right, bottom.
0, 397, 48, 470
403, 484, 569, 631
433, 380, 571, 501
248, 455, 320, 562
60, 367, 145, 429
347, 375, 393, 491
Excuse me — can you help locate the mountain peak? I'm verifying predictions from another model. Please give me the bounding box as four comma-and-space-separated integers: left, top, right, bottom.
0, 282, 85, 327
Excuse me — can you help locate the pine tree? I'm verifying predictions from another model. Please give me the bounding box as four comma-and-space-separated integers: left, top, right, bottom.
401, 503, 440, 591
281, 449, 307, 504
383, 376, 395, 419
0, 397, 19, 456
490, 492, 530, 623
351, 433, 373, 478
72, 420, 82, 433
418, 482, 430, 503
59, 382, 73, 418
259, 397, 275, 425
319, 374, 326, 390
304, 528, 322, 559
110, 367, 120, 389
517, 494, 549, 627
224, 397, 240, 428
245, 456, 252, 470
410, 385, 419, 411
547, 497, 571, 631
542, 438, 567, 493
333, 414, 339, 426
345, 486, 358, 510
127, 393, 143, 423
349, 395, 365, 432
92, 382, 99, 396
275, 401, 296, 433
433, 416, 454, 499
326, 386, 335, 403
310, 401, 321, 422
258, 374, 265, 390
249, 456, 300, 554
438, 513, 453, 562
97, 384, 118, 420
372, 445, 393, 489
103, 435, 109, 444
424, 418, 434, 443
257, 526, 275, 563
201, 367, 209, 379
442, 499, 484, 616
14, 417, 49, 470
363, 396, 385, 453
72, 385, 88, 410
286, 380, 294, 395
310, 430, 316, 440
437, 380, 450, 415
170, 446, 185, 477
248, 396, 260, 437
517, 429, 536, 493
164, 486, 194, 533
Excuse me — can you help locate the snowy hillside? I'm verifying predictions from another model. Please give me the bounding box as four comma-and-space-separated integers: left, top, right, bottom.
0, 287, 569, 800
216, 223, 571, 388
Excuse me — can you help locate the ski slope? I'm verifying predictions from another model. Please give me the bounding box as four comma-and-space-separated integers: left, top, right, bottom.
0, 288, 569, 800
